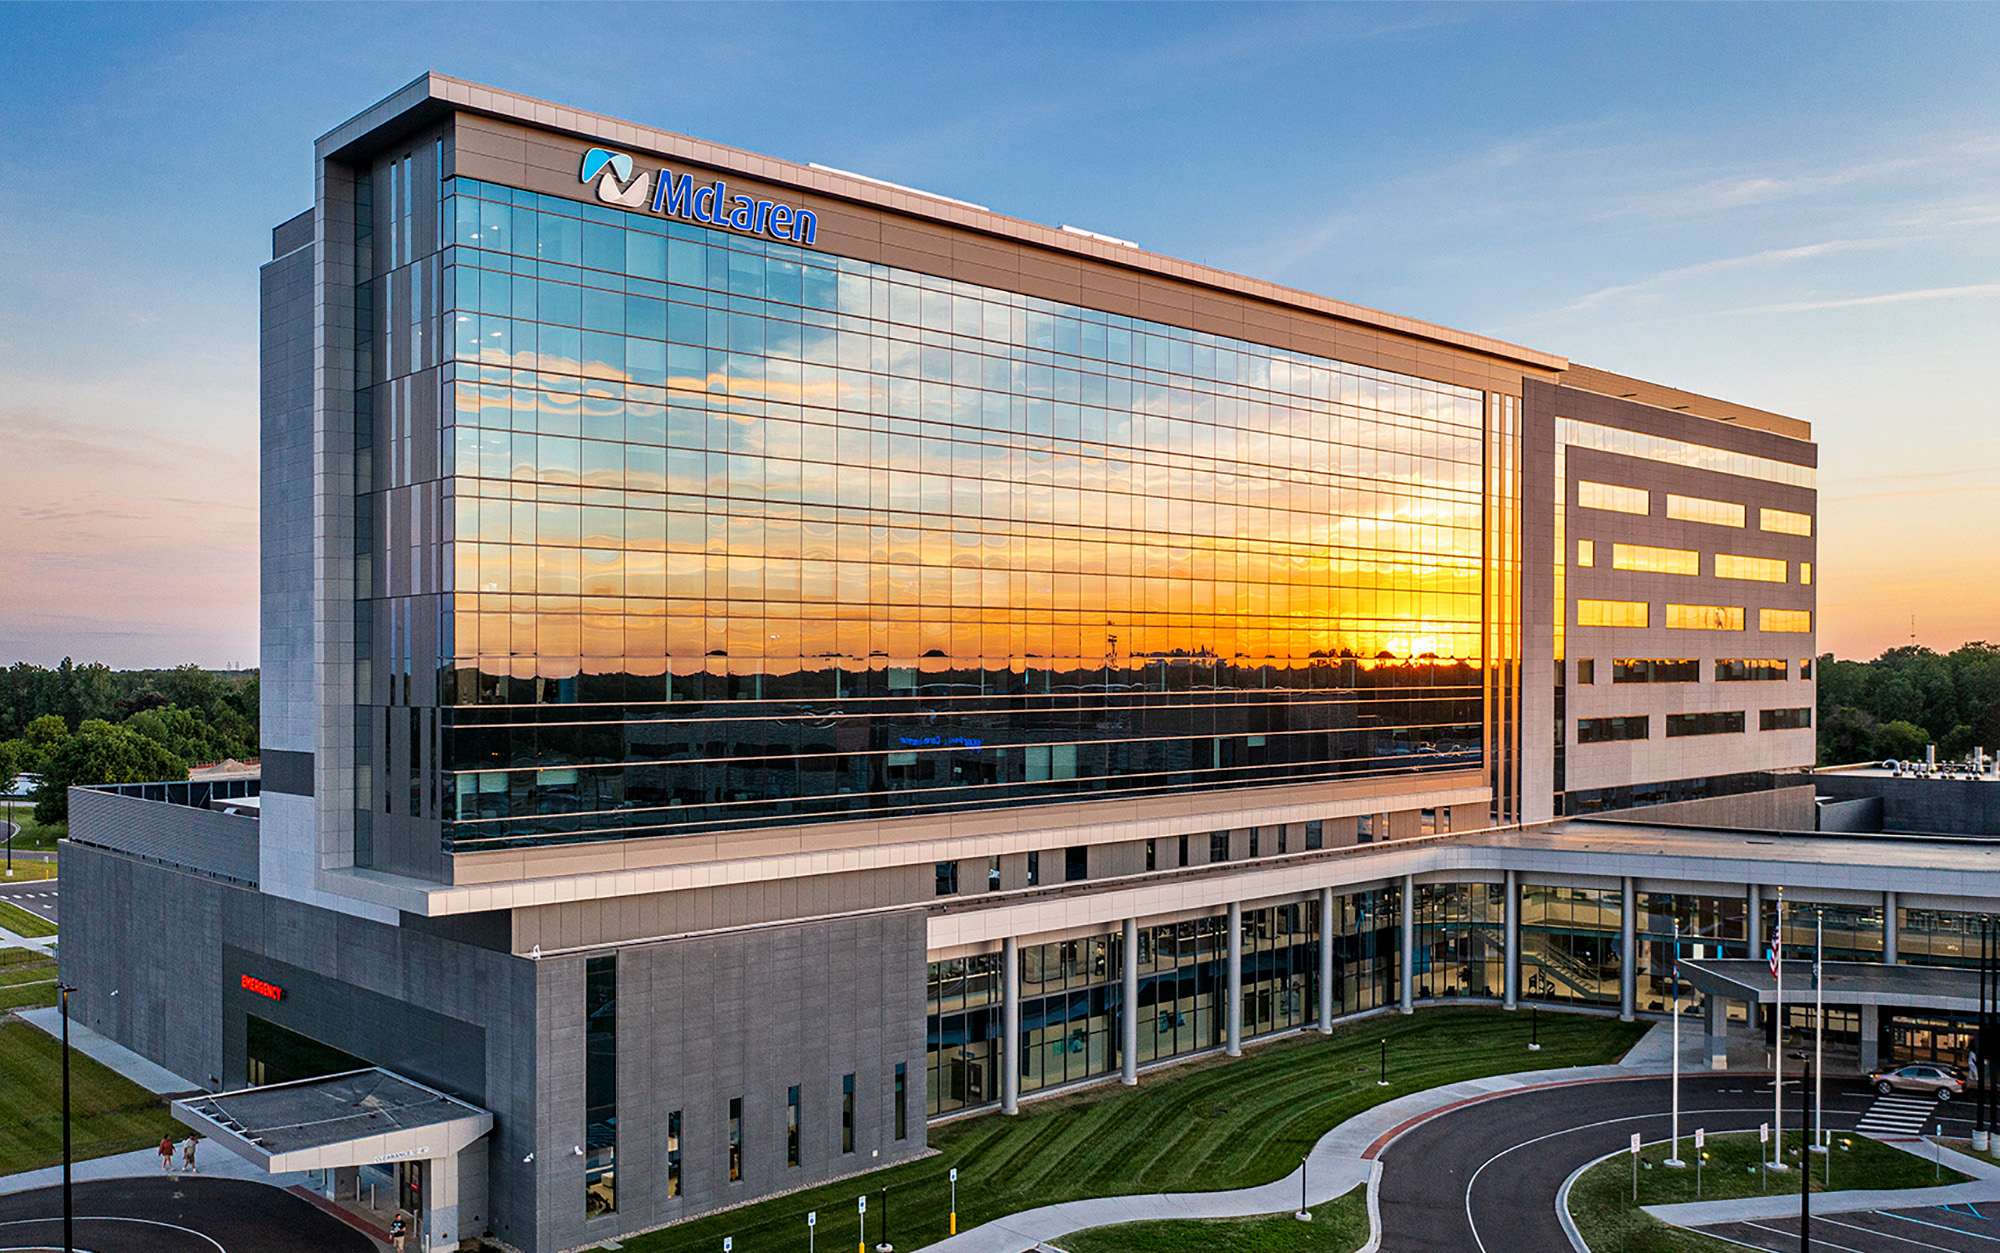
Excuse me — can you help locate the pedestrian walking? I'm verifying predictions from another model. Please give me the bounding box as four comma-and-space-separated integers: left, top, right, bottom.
159, 1135, 174, 1173
389, 1212, 408, 1252
182, 1134, 198, 1174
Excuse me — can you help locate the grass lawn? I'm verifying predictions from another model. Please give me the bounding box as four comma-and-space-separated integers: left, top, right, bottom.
1062, 1185, 1369, 1253
0, 1019, 181, 1175
622, 1007, 1647, 1253
0, 899, 56, 938
0, 948, 58, 1012
2, 810, 62, 853
1, 856, 57, 882
1567, 1129, 1971, 1252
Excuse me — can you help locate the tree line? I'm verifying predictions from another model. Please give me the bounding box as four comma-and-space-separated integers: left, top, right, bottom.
1816, 642, 2000, 766
0, 660, 260, 825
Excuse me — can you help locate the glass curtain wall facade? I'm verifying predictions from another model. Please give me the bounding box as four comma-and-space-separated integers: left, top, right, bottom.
1135, 916, 1230, 1065
1018, 937, 1118, 1094
1411, 883, 1505, 1000
1899, 909, 1992, 969
438, 177, 1489, 852
927, 888, 1400, 1113
1636, 891, 1749, 1017
1241, 903, 1319, 1036
584, 954, 617, 1215
1762, 900, 1884, 964
1519, 884, 1623, 1006
924, 954, 1004, 1116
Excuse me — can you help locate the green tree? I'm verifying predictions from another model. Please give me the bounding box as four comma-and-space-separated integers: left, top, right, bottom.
1875, 719, 1932, 763
33, 720, 188, 824
14, 715, 68, 773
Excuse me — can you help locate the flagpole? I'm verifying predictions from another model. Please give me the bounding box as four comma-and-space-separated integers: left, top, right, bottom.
1771, 888, 1786, 1170
1666, 918, 1685, 1166
1815, 910, 1824, 1150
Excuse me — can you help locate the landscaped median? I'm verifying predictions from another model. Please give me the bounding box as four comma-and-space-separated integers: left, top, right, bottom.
1566, 1129, 1974, 1252
621, 1007, 1647, 1253
0, 899, 56, 939
1060, 1187, 1369, 1253
0, 1018, 181, 1175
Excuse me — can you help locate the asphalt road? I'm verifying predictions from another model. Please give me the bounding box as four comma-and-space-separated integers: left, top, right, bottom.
0, 877, 57, 924
1376, 1072, 1931, 1252
1698, 1202, 2000, 1251
0, 1177, 373, 1253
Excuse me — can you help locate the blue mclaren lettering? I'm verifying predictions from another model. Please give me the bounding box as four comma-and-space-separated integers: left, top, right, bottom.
589, 150, 817, 247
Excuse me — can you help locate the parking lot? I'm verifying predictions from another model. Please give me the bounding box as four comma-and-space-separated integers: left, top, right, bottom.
1695, 1202, 2000, 1251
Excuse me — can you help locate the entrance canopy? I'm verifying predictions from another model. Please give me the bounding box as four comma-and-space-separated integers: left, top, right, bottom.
173, 1068, 492, 1174
1681, 958, 1983, 1014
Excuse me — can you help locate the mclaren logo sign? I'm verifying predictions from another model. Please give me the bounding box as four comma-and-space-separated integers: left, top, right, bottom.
581, 147, 818, 246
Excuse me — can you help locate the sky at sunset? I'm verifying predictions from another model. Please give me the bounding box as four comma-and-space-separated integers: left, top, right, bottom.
0, 2, 1994, 669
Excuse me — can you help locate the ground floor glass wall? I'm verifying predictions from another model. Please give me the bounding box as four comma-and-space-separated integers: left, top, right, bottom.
1241, 903, 1319, 1037
1520, 885, 1622, 1006
1637, 892, 1749, 1018
1412, 883, 1503, 1000
1135, 916, 1229, 1065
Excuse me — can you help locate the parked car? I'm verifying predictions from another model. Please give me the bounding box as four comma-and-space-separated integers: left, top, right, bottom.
1870, 1063, 1964, 1099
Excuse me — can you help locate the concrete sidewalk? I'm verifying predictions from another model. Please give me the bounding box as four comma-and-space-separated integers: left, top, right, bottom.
1646, 1136, 2000, 1227
916, 1020, 1690, 1252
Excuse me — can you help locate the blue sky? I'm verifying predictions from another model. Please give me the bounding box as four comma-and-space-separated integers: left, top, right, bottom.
1, 2, 1994, 666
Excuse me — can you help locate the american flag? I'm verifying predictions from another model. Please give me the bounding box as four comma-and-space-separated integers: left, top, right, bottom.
1768, 923, 1782, 981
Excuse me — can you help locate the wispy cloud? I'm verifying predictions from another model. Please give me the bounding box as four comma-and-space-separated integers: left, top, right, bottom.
1717, 283, 2000, 316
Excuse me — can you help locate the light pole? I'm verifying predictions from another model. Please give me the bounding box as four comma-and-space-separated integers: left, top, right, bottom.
1295, 1152, 1311, 1221
1666, 920, 1685, 1167
1377, 1037, 1388, 1086
59, 980, 76, 1253
1769, 889, 1787, 1171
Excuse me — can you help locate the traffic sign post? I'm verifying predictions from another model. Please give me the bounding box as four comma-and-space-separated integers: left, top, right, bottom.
808, 1210, 816, 1253
1695, 1128, 1705, 1197
949, 1167, 958, 1235
1630, 1132, 1641, 1202
858, 1193, 867, 1253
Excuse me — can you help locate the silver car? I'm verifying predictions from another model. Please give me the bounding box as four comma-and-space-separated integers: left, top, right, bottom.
1870, 1063, 1964, 1100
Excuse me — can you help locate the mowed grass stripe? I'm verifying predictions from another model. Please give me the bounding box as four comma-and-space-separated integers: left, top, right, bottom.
620, 1007, 1645, 1252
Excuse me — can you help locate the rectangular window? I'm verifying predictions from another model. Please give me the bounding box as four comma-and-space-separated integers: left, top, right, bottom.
1248, 828, 1260, 858
1209, 831, 1229, 863
666, 1110, 682, 1199
987, 855, 1001, 891
1613, 543, 1699, 576
935, 861, 959, 896
786, 1084, 801, 1167
1026, 850, 1040, 886
894, 1063, 908, 1140
1064, 845, 1088, 881
1177, 834, 1189, 866
1761, 707, 1813, 731
1666, 494, 1746, 528
1800, 562, 1812, 585
1714, 554, 1787, 583
1577, 599, 1649, 628
1144, 839, 1156, 871
728, 1096, 743, 1181
1612, 658, 1699, 684
584, 954, 617, 1216
1576, 658, 1595, 685
1666, 711, 1746, 738
1576, 538, 1595, 567
1759, 608, 1812, 633
1421, 808, 1438, 836
1578, 481, 1651, 516
841, 1074, 855, 1154
1801, 659, 1814, 680
1665, 604, 1744, 631
1760, 507, 1813, 536
1356, 814, 1374, 843
1576, 716, 1649, 744
1716, 658, 1787, 682
1276, 825, 1288, 854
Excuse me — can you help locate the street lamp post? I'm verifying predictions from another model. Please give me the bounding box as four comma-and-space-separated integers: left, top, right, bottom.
1377, 1037, 1388, 1086
1666, 921, 1685, 1167
1295, 1152, 1311, 1221
59, 980, 76, 1253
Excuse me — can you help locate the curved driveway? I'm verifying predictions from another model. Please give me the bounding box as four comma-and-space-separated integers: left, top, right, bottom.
1376, 1073, 1898, 1251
